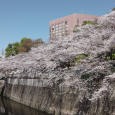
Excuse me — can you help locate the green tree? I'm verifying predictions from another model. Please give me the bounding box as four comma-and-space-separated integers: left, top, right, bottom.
5, 37, 44, 56
32, 38, 44, 46
18, 38, 33, 53
12, 42, 20, 54
5, 43, 13, 57
20, 37, 28, 46
5, 42, 20, 57
112, 7, 115, 11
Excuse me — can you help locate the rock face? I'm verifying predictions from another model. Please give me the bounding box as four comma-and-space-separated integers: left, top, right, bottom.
3, 75, 115, 115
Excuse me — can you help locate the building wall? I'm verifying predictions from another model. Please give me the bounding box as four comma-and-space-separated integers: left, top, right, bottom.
49, 13, 100, 40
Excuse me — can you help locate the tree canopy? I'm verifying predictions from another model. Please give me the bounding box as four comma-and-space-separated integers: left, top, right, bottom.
1, 11, 115, 102
112, 7, 115, 11
5, 37, 44, 57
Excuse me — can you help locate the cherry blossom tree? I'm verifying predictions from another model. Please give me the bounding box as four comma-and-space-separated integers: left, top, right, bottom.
0, 11, 115, 101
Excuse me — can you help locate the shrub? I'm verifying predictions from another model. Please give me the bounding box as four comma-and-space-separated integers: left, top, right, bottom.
81, 73, 90, 79
81, 72, 105, 80
74, 54, 87, 63
73, 25, 80, 33
82, 20, 98, 26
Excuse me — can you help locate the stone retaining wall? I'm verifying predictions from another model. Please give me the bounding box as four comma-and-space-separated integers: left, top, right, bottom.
4, 77, 83, 115
3, 77, 115, 115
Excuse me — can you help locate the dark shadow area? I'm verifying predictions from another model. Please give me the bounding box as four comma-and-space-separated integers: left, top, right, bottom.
1, 86, 5, 97
0, 96, 51, 115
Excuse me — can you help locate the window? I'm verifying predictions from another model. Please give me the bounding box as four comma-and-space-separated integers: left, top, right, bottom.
62, 29, 64, 31
65, 25, 68, 27
65, 21, 68, 24
59, 33, 61, 34
55, 33, 58, 35
62, 31, 64, 33
55, 27, 58, 30
66, 28, 68, 30
55, 24, 58, 27
52, 25, 54, 28
55, 30, 58, 33
52, 28, 54, 30
59, 35, 61, 37
62, 34, 64, 36
52, 31, 55, 33
62, 22, 64, 25
58, 23, 61, 26
62, 26, 64, 28
56, 36, 58, 38
59, 26, 61, 29
59, 29, 61, 32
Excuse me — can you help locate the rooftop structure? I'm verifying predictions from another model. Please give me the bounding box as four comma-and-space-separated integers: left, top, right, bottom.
49, 13, 100, 40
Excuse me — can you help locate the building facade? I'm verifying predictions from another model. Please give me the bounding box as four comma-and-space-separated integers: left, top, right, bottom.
49, 13, 100, 40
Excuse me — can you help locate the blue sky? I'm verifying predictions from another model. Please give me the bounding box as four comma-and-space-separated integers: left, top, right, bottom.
0, 0, 115, 55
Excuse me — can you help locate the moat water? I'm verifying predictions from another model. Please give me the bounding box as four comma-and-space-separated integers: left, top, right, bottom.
0, 96, 50, 115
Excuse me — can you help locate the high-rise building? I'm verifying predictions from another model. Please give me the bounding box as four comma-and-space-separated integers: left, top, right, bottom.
49, 13, 100, 40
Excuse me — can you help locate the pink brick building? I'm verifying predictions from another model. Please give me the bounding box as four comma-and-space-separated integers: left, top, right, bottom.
49, 13, 100, 40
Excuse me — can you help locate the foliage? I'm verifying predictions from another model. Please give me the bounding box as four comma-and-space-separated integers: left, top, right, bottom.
112, 7, 115, 11
81, 72, 96, 80
81, 72, 105, 80
18, 38, 44, 53
12, 42, 20, 55
105, 47, 115, 60
81, 73, 90, 79
73, 25, 80, 32
73, 30, 79, 33
109, 67, 115, 73
1, 11, 115, 98
82, 20, 97, 26
32, 38, 44, 45
20, 37, 28, 46
18, 39, 33, 53
5, 42, 19, 57
75, 25, 79, 28
5, 37, 44, 56
74, 54, 87, 63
